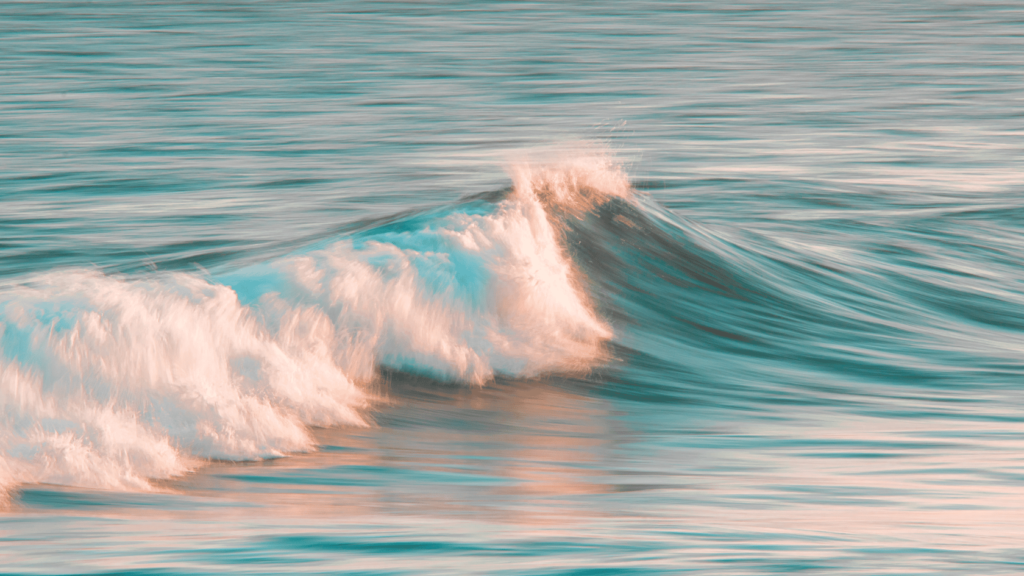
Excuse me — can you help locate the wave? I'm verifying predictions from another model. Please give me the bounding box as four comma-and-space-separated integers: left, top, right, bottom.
0, 154, 621, 501
5, 149, 1021, 502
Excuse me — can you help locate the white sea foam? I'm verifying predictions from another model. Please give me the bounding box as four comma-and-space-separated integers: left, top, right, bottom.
0, 156, 625, 500
508, 148, 633, 212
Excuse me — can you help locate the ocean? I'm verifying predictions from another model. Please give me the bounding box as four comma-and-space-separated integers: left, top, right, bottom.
2, 1, 1023, 574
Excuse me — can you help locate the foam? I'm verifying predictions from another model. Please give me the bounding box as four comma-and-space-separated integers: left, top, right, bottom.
0, 271, 363, 500
508, 149, 633, 213
0, 154, 625, 499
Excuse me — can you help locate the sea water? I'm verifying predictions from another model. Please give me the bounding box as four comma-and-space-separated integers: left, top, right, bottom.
2, 1, 1023, 574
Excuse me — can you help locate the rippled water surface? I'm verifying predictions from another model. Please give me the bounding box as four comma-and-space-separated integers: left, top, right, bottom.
2, 1, 1024, 574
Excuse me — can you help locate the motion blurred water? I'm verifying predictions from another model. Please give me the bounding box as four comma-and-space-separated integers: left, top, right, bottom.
2, 1, 1023, 574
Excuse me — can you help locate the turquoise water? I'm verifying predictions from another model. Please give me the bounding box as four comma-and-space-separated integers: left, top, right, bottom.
2, 1, 1024, 574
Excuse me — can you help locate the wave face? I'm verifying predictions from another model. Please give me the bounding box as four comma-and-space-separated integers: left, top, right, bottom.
0, 157, 621, 499
565, 179, 1024, 410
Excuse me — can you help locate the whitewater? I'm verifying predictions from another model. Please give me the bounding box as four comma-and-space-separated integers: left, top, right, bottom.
3, 1, 1024, 574
0, 158, 622, 498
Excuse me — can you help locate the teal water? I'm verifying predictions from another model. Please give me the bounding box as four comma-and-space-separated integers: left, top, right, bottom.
2, 1, 1024, 574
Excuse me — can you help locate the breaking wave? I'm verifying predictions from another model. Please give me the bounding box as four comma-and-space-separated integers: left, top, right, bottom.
0, 155, 622, 500
8, 149, 1019, 505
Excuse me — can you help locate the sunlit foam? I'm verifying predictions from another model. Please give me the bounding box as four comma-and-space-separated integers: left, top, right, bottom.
507, 147, 632, 213
0, 152, 623, 499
